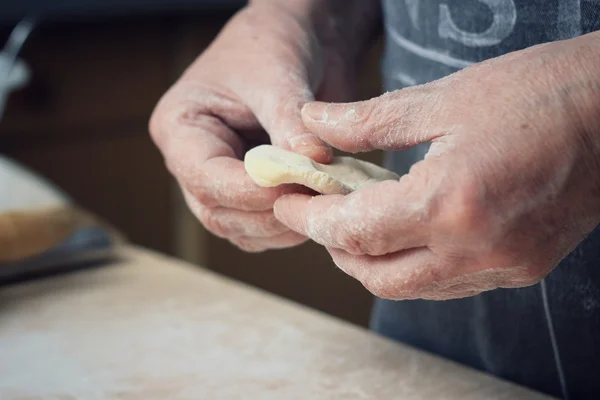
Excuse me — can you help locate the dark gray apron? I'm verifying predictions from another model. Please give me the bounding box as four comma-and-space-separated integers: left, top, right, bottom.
374, 1, 600, 398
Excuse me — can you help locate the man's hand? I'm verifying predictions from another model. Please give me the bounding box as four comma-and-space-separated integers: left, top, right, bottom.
150, 2, 379, 252
274, 33, 600, 299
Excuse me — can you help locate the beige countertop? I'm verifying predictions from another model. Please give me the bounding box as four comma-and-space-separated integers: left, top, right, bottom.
0, 246, 554, 399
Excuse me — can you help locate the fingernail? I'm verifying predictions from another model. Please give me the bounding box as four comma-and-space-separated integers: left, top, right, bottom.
302, 102, 358, 127
289, 134, 332, 163
301, 102, 331, 124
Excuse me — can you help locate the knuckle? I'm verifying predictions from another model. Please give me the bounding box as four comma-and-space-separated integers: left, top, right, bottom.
260, 214, 288, 237
148, 89, 185, 145
436, 177, 490, 240
181, 174, 219, 209
365, 90, 423, 149
274, 98, 302, 126
233, 238, 266, 253
149, 90, 206, 143
202, 211, 229, 238
174, 101, 212, 128
351, 100, 375, 126
192, 185, 218, 208
347, 101, 378, 151
335, 217, 387, 256
362, 279, 397, 300
362, 229, 389, 256
338, 227, 369, 255
180, 176, 218, 208
358, 267, 408, 300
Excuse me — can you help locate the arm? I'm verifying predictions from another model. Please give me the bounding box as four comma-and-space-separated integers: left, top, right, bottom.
244, 0, 383, 101
250, 0, 382, 63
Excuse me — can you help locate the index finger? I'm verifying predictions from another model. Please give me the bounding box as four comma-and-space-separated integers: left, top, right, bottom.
151, 98, 309, 211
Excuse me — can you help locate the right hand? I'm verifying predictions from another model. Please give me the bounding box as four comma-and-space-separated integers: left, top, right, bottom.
150, 3, 352, 252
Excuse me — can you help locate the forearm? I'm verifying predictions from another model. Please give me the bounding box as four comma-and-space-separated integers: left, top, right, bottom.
551, 31, 600, 185
565, 31, 600, 145
248, 0, 382, 65
578, 31, 600, 200
539, 30, 600, 205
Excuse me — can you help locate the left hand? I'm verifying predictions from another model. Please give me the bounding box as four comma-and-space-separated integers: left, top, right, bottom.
274, 33, 600, 300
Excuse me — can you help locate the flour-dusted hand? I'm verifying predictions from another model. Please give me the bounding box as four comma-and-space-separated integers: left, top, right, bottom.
274, 33, 600, 299
149, 1, 380, 251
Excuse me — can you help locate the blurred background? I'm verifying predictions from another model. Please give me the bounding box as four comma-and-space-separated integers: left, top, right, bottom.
0, 1, 385, 327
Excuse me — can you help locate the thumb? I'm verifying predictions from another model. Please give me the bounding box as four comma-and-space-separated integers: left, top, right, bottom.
301, 90, 438, 153
240, 78, 333, 164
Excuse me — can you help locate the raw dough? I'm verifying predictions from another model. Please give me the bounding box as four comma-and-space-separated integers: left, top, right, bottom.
244, 145, 399, 195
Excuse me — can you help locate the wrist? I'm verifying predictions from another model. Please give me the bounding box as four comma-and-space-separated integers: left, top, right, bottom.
570, 32, 600, 142
248, 0, 381, 66
553, 32, 600, 210
561, 32, 600, 174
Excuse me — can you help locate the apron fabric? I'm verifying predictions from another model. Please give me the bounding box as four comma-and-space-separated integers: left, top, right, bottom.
375, 1, 600, 398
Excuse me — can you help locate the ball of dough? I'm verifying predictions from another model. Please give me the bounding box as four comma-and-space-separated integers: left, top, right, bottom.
244, 145, 399, 195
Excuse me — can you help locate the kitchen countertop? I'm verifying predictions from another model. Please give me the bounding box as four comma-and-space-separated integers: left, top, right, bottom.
0, 246, 554, 399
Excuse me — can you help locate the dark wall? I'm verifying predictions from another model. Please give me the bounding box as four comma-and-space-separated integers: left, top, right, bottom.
0, 0, 244, 25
